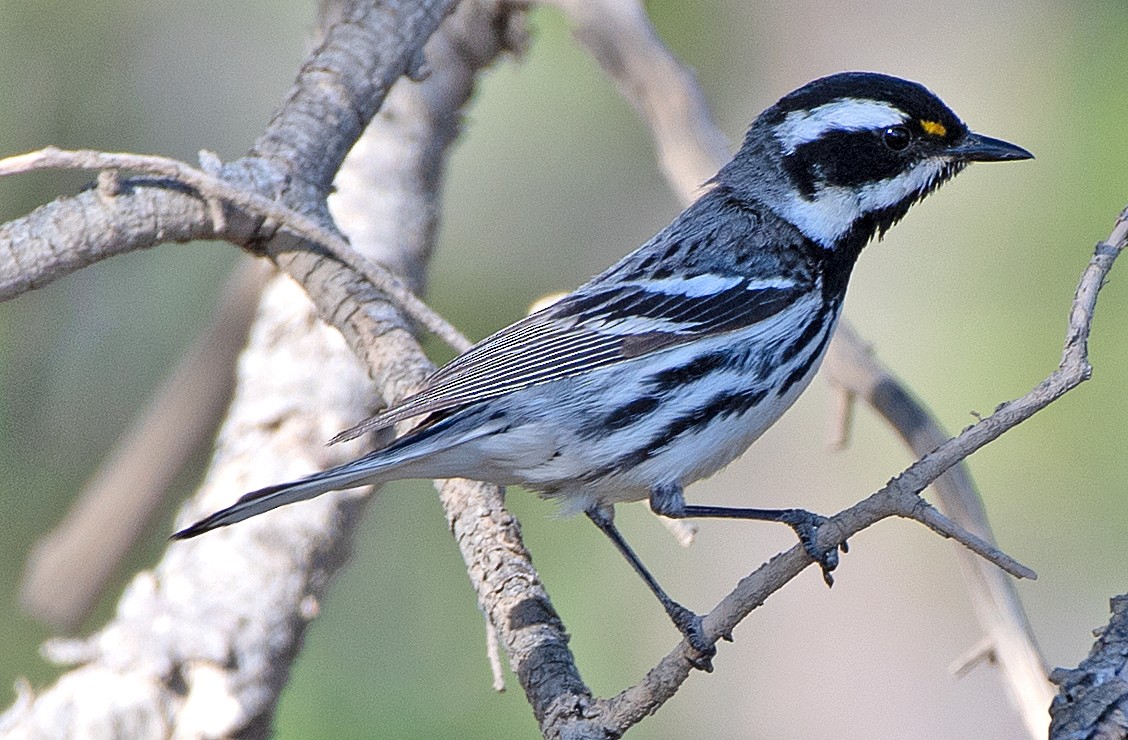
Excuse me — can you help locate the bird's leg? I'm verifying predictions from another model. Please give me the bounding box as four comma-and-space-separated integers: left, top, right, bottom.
649, 483, 846, 586
585, 505, 716, 671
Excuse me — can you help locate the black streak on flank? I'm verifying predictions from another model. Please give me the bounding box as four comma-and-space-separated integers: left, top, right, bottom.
649, 387, 770, 454
582, 387, 772, 484
778, 306, 829, 364
776, 317, 834, 397
649, 351, 730, 392
602, 395, 661, 430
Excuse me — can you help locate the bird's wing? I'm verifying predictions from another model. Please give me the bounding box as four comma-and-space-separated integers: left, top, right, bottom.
331, 274, 805, 443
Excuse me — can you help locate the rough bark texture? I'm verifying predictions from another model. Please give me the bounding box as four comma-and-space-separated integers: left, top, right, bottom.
1051, 596, 1128, 740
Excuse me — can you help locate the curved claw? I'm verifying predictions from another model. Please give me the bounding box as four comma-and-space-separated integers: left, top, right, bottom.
777, 509, 846, 587
666, 602, 716, 672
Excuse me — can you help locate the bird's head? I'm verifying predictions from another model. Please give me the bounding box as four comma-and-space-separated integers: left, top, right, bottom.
718, 72, 1032, 251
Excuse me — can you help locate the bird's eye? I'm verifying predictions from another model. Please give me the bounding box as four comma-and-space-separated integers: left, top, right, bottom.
882, 125, 912, 151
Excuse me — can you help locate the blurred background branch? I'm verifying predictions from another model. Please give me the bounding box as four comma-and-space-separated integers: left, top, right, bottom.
18, 257, 269, 631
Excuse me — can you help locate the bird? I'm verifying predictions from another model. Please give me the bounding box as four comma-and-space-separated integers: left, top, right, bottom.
174, 72, 1032, 665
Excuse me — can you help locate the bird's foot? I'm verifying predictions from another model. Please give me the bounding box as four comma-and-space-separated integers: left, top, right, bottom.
665, 601, 716, 672
776, 509, 848, 587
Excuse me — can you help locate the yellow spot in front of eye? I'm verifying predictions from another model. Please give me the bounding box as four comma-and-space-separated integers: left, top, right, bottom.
920, 120, 947, 138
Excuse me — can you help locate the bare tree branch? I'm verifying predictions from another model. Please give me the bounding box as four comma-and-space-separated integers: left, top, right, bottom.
592, 208, 1128, 731
321, 5, 596, 730
1051, 594, 1128, 739
0, 168, 223, 299
0, 147, 471, 353
0, 0, 601, 735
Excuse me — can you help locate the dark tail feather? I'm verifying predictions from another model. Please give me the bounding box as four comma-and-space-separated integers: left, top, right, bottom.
171, 460, 386, 540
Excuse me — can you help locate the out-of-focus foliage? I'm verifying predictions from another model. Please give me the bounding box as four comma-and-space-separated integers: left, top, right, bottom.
1, 1, 1126, 737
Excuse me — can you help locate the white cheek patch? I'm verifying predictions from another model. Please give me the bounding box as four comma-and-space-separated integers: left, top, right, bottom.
776, 98, 906, 154
855, 158, 947, 213
776, 158, 948, 246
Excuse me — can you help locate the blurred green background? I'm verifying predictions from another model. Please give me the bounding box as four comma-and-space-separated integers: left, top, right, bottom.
1, 1, 1127, 737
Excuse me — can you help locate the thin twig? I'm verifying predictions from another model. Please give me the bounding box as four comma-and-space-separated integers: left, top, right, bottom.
0, 2, 501, 738
0, 147, 472, 353
483, 609, 506, 692
902, 498, 1035, 580
1, 0, 1119, 736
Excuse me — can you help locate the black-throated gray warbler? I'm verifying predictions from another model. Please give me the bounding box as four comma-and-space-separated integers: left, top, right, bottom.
175, 72, 1031, 663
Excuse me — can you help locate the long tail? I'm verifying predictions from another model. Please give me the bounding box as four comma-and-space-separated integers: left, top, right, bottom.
170, 452, 394, 540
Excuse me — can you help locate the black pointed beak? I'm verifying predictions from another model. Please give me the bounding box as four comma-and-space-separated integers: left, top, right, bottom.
950, 132, 1034, 162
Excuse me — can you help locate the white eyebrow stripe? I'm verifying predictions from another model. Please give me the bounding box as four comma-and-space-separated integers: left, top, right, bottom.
776, 98, 907, 153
